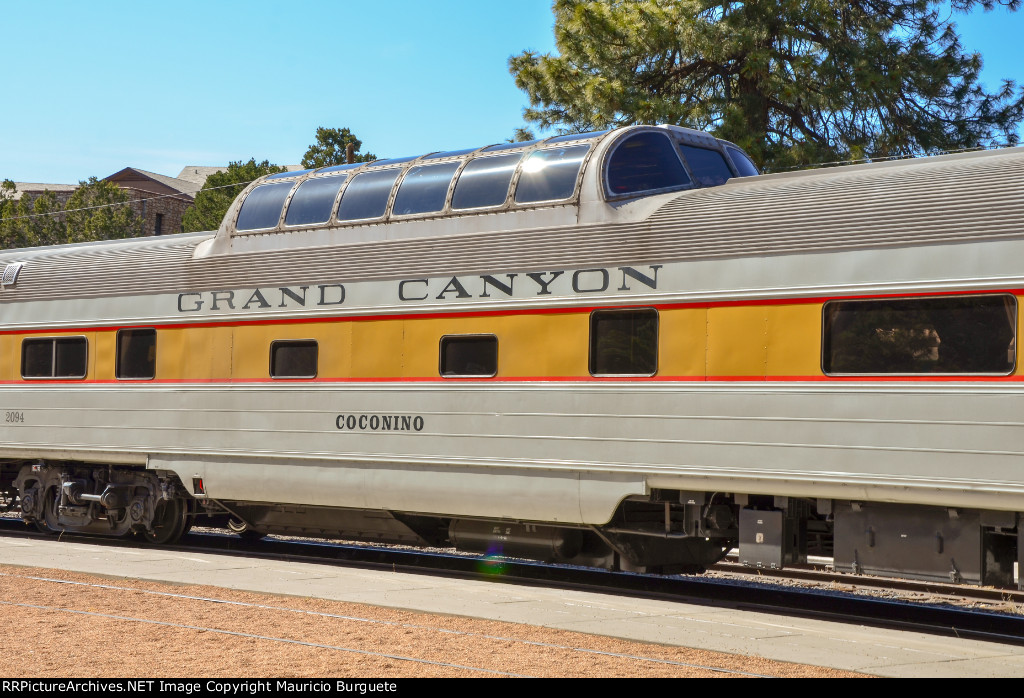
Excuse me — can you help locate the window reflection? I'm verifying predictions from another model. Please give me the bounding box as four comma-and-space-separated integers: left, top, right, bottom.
393, 162, 460, 215
515, 145, 589, 203
236, 182, 294, 231
823, 295, 1016, 374
590, 309, 658, 376
452, 153, 521, 210
285, 175, 346, 226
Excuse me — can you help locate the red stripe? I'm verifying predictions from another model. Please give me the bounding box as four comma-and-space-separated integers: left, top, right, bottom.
4, 373, 1022, 386
4, 287, 1020, 336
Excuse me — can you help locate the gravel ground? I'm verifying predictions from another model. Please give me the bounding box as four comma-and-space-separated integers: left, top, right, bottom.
0, 565, 867, 678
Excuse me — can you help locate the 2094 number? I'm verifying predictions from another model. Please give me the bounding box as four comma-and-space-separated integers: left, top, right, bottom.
5, 411, 24, 423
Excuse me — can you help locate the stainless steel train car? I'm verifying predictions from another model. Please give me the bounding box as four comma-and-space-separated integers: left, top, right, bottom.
2, 124, 1023, 586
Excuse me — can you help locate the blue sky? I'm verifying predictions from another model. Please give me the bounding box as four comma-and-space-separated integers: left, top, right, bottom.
3, 1, 1023, 184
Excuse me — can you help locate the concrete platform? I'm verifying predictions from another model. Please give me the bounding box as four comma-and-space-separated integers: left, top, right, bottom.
2, 535, 1022, 677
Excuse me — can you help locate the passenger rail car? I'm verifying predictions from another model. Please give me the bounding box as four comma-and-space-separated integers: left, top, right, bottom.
3, 124, 1024, 586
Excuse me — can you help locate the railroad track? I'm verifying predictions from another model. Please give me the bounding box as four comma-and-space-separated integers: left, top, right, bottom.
711, 557, 1024, 609
2, 516, 1023, 646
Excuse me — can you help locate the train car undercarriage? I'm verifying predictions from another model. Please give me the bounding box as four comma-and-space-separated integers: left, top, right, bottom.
3, 459, 1020, 587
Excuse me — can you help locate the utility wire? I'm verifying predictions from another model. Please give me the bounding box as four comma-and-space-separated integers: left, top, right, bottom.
2, 140, 1020, 223
0, 179, 255, 224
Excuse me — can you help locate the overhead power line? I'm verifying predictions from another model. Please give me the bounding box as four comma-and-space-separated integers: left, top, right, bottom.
3, 140, 1020, 223
0, 179, 255, 224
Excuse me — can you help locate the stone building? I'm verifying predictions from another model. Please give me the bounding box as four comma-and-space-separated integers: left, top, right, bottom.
7, 183, 79, 209
11, 164, 305, 237
103, 168, 208, 236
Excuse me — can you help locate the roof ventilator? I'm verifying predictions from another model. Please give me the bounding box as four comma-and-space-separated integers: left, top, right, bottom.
1, 262, 24, 288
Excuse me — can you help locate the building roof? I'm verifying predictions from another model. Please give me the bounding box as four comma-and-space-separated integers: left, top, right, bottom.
5, 182, 78, 201
176, 164, 305, 190
104, 168, 202, 199
176, 166, 227, 187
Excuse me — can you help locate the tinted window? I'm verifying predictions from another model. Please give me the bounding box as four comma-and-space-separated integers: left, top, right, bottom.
515, 145, 589, 203
392, 162, 461, 216
546, 130, 609, 144
319, 163, 363, 174
823, 295, 1016, 374
336, 169, 402, 221
116, 329, 156, 380
236, 182, 294, 231
606, 132, 690, 196
285, 175, 347, 226
270, 340, 318, 379
451, 153, 522, 210
440, 335, 497, 377
725, 146, 759, 177
423, 147, 479, 160
590, 309, 658, 376
679, 145, 734, 187
365, 155, 420, 168
266, 169, 312, 180
22, 337, 87, 379
483, 140, 540, 153
21, 340, 52, 378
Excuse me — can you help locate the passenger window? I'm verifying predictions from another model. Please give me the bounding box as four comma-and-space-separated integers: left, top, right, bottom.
336, 169, 402, 221
22, 337, 88, 379
392, 162, 461, 216
605, 132, 690, 196
590, 309, 658, 376
270, 340, 318, 379
440, 335, 498, 377
679, 145, 734, 187
515, 145, 589, 204
451, 153, 522, 210
285, 175, 347, 226
725, 146, 759, 177
116, 329, 156, 380
545, 130, 609, 144
235, 182, 294, 231
823, 295, 1017, 374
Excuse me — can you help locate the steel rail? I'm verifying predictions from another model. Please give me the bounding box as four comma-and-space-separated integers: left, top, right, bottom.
2, 517, 1023, 646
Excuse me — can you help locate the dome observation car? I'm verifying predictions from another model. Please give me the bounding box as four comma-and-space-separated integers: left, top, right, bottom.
226, 125, 759, 235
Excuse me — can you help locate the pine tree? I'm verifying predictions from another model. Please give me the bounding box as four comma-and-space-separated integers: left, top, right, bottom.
301, 127, 377, 168
509, 0, 1024, 169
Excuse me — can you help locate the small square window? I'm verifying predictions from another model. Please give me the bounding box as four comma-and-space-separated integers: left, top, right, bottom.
117, 329, 156, 380
440, 335, 497, 377
270, 340, 318, 379
590, 309, 658, 376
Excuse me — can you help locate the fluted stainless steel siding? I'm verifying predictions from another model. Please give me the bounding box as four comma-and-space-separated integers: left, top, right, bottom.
2, 147, 1023, 304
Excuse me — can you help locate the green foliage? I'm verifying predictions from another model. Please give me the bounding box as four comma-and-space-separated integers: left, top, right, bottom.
26, 190, 66, 247
63, 177, 143, 243
301, 127, 377, 168
510, 127, 538, 143
0, 177, 142, 249
510, 0, 1024, 169
182, 159, 286, 233
0, 180, 28, 249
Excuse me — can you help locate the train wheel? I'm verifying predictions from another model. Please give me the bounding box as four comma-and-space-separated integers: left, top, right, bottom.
180, 499, 195, 537
32, 484, 63, 535
141, 498, 188, 545
33, 519, 59, 535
